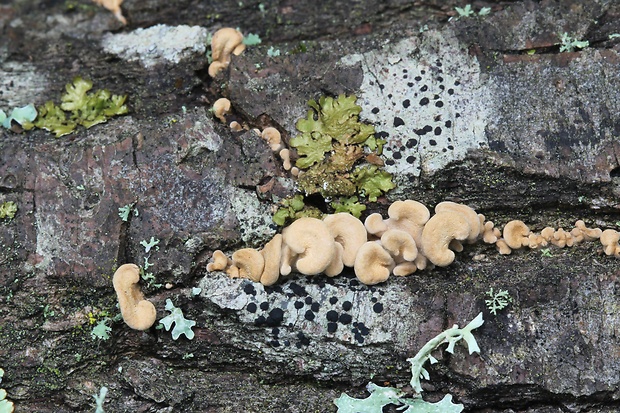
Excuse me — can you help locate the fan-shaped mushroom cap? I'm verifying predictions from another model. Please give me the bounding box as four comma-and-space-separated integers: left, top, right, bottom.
435, 201, 481, 243
503, 220, 530, 249
573, 220, 602, 242
261, 127, 282, 152
541, 227, 555, 241
480, 216, 499, 244
280, 217, 337, 276
381, 229, 418, 262
208, 28, 246, 77
527, 233, 547, 249
324, 242, 345, 277
421, 211, 471, 266
259, 234, 282, 286
600, 229, 620, 256
232, 248, 264, 282
207, 250, 231, 272
393, 262, 418, 276
551, 228, 573, 248
364, 213, 388, 238
495, 238, 512, 255
212, 98, 231, 123
354, 241, 395, 285
323, 213, 368, 267
113, 264, 157, 331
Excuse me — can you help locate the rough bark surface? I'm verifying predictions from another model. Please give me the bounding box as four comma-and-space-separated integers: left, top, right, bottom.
2, 0, 620, 412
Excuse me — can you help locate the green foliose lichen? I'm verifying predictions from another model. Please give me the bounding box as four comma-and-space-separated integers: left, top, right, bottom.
0, 202, 17, 220
274, 94, 393, 225
34, 77, 128, 137
273, 195, 324, 226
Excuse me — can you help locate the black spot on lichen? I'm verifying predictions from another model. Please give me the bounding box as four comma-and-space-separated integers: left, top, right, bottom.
311, 302, 320, 312
329, 297, 338, 304
419, 97, 429, 106
435, 101, 444, 108
339, 313, 352, 324
246, 303, 257, 313
326, 310, 339, 322
294, 301, 304, 309
393, 152, 402, 160
289, 282, 308, 297
406, 155, 415, 164
342, 301, 352, 311
434, 127, 442, 135
372, 107, 379, 114
268, 308, 284, 325
373, 303, 384, 313
406, 138, 418, 148
260, 302, 269, 311
429, 139, 437, 146
403, 99, 410, 108
305, 296, 313, 304
304, 310, 315, 321
243, 284, 256, 296
394, 116, 405, 127
327, 322, 338, 333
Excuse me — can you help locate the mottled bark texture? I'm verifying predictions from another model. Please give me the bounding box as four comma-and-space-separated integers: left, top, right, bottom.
2, 0, 620, 412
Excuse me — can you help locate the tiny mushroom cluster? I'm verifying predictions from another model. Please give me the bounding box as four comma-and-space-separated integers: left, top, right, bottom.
208, 200, 620, 285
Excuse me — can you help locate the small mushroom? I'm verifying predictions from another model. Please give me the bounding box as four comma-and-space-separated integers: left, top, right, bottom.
93, 0, 127, 25
280, 217, 338, 276
435, 202, 481, 243
551, 228, 573, 248
261, 127, 283, 152
527, 233, 547, 249
279, 148, 292, 170
503, 220, 530, 250
600, 229, 620, 256
354, 241, 395, 285
229, 121, 243, 131
259, 234, 282, 286
421, 211, 471, 266
381, 229, 418, 276
212, 98, 231, 123
208, 28, 246, 77
364, 213, 388, 238
231, 248, 264, 282
112, 264, 157, 331
572, 220, 602, 242
540, 227, 555, 242
207, 250, 231, 272
495, 238, 512, 255
323, 213, 368, 267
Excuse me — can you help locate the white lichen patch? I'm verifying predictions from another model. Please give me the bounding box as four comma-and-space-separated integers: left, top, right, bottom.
101, 25, 209, 68
0, 46, 48, 109
341, 29, 490, 181
228, 187, 276, 245
199, 271, 421, 352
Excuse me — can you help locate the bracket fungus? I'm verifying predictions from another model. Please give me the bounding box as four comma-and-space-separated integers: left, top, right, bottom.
113, 264, 157, 331
421, 211, 472, 267
323, 213, 368, 267
206, 198, 620, 286
280, 217, 341, 276
354, 241, 395, 285
208, 28, 246, 77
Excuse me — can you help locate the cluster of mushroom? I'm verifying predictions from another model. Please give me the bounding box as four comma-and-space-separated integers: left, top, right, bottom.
211, 98, 295, 175
208, 199, 620, 286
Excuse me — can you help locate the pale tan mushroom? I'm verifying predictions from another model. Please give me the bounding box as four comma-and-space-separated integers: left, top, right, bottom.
229, 121, 243, 131
572, 220, 602, 243
212, 98, 231, 123
600, 229, 620, 256
208, 28, 246, 77
323, 213, 368, 267
207, 250, 231, 272
541, 227, 555, 242
354, 241, 395, 285
231, 248, 264, 282
527, 233, 547, 249
435, 201, 481, 243
280, 217, 338, 276
495, 238, 512, 255
279, 148, 292, 170
420, 211, 471, 266
92, 0, 126, 24
381, 229, 418, 276
503, 220, 530, 250
259, 234, 282, 286
112, 264, 157, 331
261, 127, 283, 152
551, 228, 573, 248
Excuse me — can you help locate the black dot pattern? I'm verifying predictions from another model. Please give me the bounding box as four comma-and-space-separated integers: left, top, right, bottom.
209, 274, 390, 348
356, 41, 487, 178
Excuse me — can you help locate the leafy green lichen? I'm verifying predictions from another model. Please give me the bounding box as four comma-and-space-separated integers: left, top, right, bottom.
274, 94, 393, 225
0, 202, 17, 220
34, 77, 128, 137
273, 195, 323, 226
